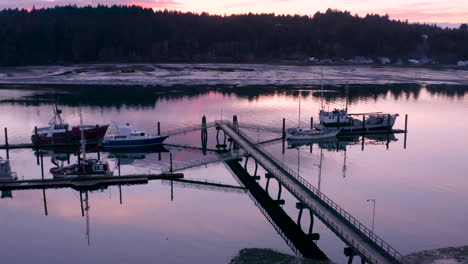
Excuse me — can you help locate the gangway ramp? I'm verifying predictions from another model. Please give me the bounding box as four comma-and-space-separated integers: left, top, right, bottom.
215, 120, 405, 264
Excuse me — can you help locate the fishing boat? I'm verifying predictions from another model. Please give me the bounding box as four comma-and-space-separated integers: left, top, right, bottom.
100, 124, 168, 149
31, 104, 108, 145
318, 110, 399, 132
50, 113, 112, 178
317, 73, 399, 132
287, 127, 340, 140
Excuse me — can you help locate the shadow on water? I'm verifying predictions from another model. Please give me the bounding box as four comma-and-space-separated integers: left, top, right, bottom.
0, 83, 467, 108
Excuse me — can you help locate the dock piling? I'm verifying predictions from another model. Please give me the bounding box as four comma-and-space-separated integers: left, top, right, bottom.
170, 153, 173, 174
362, 115, 365, 132
404, 114, 408, 132
157, 122, 161, 136
310, 117, 313, 129
282, 118, 286, 140
4, 127, 9, 159
34, 126, 38, 146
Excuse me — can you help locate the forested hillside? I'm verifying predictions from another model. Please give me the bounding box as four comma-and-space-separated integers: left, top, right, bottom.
0, 5, 467, 65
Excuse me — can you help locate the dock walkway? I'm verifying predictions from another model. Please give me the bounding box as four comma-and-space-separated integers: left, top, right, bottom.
216, 120, 405, 264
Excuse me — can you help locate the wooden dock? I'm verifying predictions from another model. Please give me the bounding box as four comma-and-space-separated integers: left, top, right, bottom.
0, 173, 183, 190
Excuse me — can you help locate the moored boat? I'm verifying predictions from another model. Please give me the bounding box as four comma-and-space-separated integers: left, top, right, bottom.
287, 127, 340, 140
50, 112, 112, 178
50, 158, 111, 178
100, 124, 168, 149
318, 110, 399, 131
31, 104, 108, 145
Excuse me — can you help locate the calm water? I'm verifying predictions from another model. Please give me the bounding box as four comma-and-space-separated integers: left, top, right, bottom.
1, 83, 467, 263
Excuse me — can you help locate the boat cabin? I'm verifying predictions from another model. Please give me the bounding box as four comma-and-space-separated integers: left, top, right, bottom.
319, 109, 351, 125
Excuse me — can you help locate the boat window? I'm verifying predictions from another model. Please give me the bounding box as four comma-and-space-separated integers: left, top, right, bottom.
141, 133, 145, 136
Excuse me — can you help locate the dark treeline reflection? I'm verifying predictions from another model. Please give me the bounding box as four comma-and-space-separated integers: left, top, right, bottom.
0, 5, 467, 66
0, 83, 466, 108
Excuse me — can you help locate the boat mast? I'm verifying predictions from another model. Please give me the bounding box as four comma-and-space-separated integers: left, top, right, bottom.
79, 110, 86, 164
320, 66, 324, 111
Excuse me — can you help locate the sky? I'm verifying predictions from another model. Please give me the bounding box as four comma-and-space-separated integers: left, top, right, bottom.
0, 0, 467, 25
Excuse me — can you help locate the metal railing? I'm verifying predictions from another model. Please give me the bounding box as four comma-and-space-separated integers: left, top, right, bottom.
162, 122, 216, 137
215, 120, 405, 264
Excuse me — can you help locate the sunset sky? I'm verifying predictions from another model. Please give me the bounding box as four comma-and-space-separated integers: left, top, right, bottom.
0, 0, 467, 25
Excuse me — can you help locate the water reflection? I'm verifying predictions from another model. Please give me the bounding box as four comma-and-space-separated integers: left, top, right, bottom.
0, 83, 466, 108
1, 83, 468, 263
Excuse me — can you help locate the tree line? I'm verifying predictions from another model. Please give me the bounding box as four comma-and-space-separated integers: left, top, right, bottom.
0, 5, 467, 66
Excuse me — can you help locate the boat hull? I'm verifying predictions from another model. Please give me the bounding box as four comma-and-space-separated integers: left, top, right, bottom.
286, 128, 340, 141
100, 136, 168, 149
31, 125, 109, 145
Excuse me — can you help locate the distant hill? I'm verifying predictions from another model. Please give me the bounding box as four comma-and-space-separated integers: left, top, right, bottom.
0, 5, 466, 66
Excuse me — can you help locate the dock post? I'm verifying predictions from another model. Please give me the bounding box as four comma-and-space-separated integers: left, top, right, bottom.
282, 118, 286, 140
170, 153, 173, 174
387, 114, 391, 133
34, 126, 38, 146
40, 150, 44, 179
310, 117, 313, 129
361, 136, 365, 151
157, 122, 161, 136
80, 191, 85, 216
404, 114, 408, 132
362, 115, 365, 132
404, 114, 408, 149
96, 124, 101, 160
4, 127, 9, 159
233, 115, 239, 131
201, 116, 208, 155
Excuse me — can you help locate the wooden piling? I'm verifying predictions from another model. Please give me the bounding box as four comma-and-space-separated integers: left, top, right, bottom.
282, 118, 286, 140
310, 117, 313, 129
4, 127, 8, 149
34, 126, 38, 146
170, 153, 173, 174
387, 114, 391, 133
362, 115, 365, 132
157, 122, 161, 136
4, 127, 9, 159
404, 114, 408, 132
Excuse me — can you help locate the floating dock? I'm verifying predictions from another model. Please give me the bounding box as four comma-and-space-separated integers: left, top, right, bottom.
0, 173, 183, 190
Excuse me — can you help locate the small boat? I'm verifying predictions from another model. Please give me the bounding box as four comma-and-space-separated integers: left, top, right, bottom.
287, 88, 340, 141
318, 109, 399, 132
100, 124, 168, 149
287, 127, 340, 140
32, 104, 108, 145
50, 112, 112, 178
50, 158, 111, 178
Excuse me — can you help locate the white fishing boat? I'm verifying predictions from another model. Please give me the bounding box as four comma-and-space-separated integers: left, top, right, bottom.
100, 123, 168, 149
317, 74, 399, 132
50, 112, 111, 178
287, 127, 340, 140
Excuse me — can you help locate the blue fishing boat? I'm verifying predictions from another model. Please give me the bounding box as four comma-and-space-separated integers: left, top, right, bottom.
100, 124, 168, 149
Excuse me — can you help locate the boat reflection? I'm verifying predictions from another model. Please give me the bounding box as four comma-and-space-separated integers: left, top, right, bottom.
288, 133, 398, 151
0, 157, 17, 199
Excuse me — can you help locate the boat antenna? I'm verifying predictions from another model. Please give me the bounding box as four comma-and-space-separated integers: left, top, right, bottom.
320, 66, 324, 111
